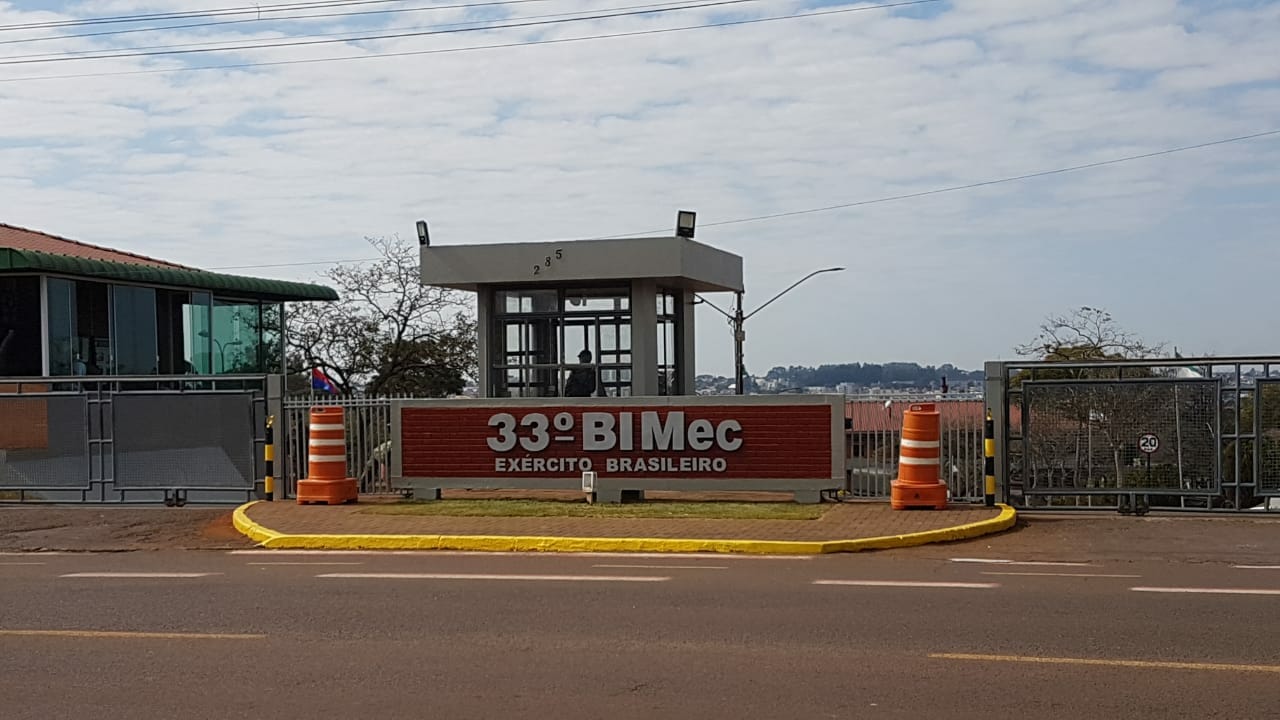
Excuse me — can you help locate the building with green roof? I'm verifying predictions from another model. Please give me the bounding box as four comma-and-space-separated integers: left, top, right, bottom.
0, 222, 336, 378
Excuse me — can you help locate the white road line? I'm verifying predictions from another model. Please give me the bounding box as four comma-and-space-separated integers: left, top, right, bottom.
592, 564, 729, 570
982, 571, 1141, 579
230, 549, 809, 560
0, 552, 66, 556
318, 573, 671, 582
1132, 587, 1280, 596
950, 558, 1092, 567
248, 562, 364, 566
1233, 565, 1280, 570
813, 580, 999, 589
60, 573, 220, 579
0, 562, 45, 566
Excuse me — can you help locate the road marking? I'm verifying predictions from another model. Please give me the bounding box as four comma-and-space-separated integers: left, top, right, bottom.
0, 629, 264, 641
930, 653, 1280, 674
0, 551, 66, 556
982, 571, 1141, 578
318, 572, 671, 582
247, 562, 364, 566
1233, 565, 1280, 570
60, 573, 220, 579
592, 564, 728, 570
950, 558, 1092, 567
230, 549, 810, 560
813, 580, 999, 589
1131, 586, 1280, 596
0, 562, 45, 566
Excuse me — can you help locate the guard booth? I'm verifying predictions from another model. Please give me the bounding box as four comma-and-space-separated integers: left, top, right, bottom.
420, 235, 743, 398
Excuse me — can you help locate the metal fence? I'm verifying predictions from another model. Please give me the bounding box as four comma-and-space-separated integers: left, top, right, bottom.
281, 394, 408, 497
986, 357, 1280, 512
0, 375, 266, 504
844, 393, 987, 503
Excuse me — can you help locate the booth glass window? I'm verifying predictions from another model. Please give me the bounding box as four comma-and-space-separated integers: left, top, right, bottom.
0, 276, 43, 376
656, 290, 681, 396
492, 287, 631, 398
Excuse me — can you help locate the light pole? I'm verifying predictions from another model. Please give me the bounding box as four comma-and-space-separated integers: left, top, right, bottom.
701, 267, 845, 395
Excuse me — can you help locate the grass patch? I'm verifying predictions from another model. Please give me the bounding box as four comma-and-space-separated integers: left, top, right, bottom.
359, 499, 827, 520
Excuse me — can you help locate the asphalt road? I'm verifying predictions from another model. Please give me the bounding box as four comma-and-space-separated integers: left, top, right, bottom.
4, 545, 1280, 719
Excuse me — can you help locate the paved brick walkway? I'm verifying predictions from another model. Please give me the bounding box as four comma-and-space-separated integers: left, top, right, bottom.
246, 498, 1002, 543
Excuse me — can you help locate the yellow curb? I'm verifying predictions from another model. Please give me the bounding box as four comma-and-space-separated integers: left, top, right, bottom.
233, 501, 1017, 555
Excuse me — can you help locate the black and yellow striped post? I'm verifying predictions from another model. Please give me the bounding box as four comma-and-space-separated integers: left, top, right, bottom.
264, 415, 276, 502
984, 409, 996, 507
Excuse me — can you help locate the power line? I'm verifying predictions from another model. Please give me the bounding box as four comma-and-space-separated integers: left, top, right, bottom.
0, 0, 765, 65
0, 0, 408, 32
0, 0, 941, 82
201, 128, 1280, 272
0, 0, 553, 49
2, 0, 660, 59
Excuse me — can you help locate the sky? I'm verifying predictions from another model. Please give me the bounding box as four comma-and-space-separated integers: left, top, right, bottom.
1, 0, 1278, 376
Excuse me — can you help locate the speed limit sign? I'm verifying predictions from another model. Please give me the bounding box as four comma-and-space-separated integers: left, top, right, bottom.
1139, 433, 1160, 454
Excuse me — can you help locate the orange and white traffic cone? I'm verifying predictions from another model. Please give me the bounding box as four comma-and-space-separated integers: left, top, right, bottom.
296, 406, 359, 505
890, 403, 948, 510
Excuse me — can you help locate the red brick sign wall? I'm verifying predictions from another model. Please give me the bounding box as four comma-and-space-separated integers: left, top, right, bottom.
400, 404, 835, 481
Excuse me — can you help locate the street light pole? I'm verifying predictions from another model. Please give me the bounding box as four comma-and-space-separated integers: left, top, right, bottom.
702, 267, 845, 396
734, 291, 746, 395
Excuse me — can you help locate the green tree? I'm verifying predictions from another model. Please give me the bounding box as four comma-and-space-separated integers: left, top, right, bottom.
286, 235, 476, 396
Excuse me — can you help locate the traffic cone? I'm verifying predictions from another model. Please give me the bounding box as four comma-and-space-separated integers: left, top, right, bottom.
890, 403, 948, 510
297, 406, 359, 505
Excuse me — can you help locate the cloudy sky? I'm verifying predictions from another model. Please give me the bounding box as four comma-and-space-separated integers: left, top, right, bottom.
1, 0, 1277, 375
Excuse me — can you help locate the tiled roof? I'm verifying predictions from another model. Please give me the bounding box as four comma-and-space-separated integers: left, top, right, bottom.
846, 398, 1020, 432
0, 222, 192, 270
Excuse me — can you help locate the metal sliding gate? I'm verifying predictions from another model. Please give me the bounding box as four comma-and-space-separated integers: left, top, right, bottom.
986, 357, 1280, 512
0, 375, 266, 504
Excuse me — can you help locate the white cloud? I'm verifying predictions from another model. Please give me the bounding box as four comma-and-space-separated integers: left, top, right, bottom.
0, 0, 1278, 374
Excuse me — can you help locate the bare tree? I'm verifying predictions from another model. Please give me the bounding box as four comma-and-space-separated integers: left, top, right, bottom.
286, 235, 476, 396
1016, 306, 1165, 361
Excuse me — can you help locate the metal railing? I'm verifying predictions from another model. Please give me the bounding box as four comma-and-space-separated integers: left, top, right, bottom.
844, 392, 987, 502
281, 394, 411, 496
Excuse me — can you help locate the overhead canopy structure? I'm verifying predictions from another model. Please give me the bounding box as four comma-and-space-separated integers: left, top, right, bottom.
421, 235, 744, 398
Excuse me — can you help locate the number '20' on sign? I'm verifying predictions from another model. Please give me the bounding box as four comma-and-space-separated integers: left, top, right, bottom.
1138, 433, 1160, 454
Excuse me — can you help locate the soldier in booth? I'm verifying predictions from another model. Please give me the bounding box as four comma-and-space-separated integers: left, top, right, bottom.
564, 349, 598, 397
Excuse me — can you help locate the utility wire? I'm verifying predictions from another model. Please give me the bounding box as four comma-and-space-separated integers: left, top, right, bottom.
0, 0, 554, 48
0, 0, 762, 64
2, 0, 701, 59
202, 128, 1280, 272
0, 0, 410, 32
0, 0, 941, 82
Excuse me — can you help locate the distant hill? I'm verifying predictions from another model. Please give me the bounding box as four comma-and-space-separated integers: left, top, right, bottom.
694, 362, 983, 394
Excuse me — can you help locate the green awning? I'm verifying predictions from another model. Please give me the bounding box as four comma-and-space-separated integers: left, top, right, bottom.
0, 248, 338, 302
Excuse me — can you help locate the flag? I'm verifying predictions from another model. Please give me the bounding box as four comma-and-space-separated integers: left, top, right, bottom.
311, 368, 338, 394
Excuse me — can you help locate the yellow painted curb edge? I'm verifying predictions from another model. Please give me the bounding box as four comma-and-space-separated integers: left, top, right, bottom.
232, 502, 1017, 555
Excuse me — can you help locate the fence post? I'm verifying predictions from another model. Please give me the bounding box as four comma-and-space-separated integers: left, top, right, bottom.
984, 362, 1008, 506
264, 416, 275, 501
984, 410, 996, 507
266, 374, 285, 499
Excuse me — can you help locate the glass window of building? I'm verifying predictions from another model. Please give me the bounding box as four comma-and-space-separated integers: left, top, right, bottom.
112, 285, 158, 375
185, 292, 212, 374
0, 276, 43, 376
211, 298, 263, 374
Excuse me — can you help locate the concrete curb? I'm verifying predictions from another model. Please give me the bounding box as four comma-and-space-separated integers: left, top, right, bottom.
232, 502, 1017, 555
